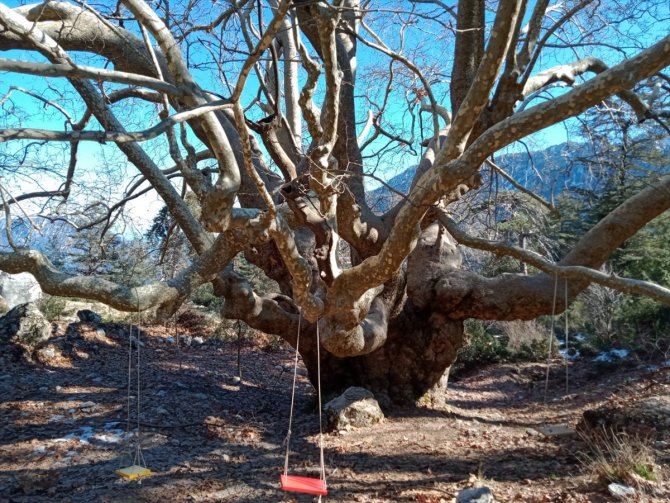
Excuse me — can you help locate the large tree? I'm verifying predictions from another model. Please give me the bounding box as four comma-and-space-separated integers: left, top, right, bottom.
1, 0, 669, 404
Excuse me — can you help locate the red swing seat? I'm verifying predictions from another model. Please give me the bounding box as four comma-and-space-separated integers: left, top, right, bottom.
280, 474, 328, 495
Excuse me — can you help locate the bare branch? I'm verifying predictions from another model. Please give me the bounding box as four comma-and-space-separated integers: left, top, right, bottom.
0, 236, 237, 312
485, 159, 555, 213
437, 0, 524, 163
0, 58, 187, 96
0, 99, 233, 143
523, 57, 650, 121
438, 212, 670, 308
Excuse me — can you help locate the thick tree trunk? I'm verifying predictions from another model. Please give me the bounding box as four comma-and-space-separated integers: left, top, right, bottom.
298, 300, 464, 406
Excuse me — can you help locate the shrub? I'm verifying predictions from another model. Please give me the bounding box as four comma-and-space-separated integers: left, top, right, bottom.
255, 331, 287, 352
38, 295, 68, 321
452, 320, 509, 377
190, 283, 223, 310
452, 319, 560, 378
211, 319, 243, 342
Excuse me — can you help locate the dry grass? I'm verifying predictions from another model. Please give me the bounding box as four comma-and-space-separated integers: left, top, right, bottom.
578, 428, 661, 489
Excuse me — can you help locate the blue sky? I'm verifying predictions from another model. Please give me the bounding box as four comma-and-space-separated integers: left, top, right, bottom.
1, 0, 668, 227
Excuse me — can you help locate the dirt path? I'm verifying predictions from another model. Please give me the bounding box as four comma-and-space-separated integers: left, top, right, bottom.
1, 322, 668, 502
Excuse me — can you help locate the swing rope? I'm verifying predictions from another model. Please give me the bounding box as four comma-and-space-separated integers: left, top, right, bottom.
283, 311, 302, 476
543, 273, 559, 405
117, 290, 151, 479
133, 297, 147, 468
543, 275, 571, 404
316, 318, 326, 482
564, 278, 570, 394
281, 312, 327, 498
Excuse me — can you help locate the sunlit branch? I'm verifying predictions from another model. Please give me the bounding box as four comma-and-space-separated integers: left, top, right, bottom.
0, 58, 187, 96
436, 0, 524, 164
0, 99, 233, 144
437, 211, 670, 307
523, 57, 650, 121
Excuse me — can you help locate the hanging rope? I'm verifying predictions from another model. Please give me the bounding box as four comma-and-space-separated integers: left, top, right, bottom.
237, 320, 243, 383
118, 289, 150, 479
174, 309, 183, 370
281, 312, 327, 498
543, 273, 559, 405
125, 305, 134, 458
543, 275, 572, 402
564, 278, 570, 394
133, 294, 147, 469
283, 311, 302, 477
316, 320, 326, 483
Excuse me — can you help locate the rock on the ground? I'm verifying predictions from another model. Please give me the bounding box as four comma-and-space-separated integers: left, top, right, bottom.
580, 394, 670, 439
0, 271, 42, 307
79, 401, 97, 413
456, 486, 494, 503
77, 309, 102, 324
129, 335, 145, 348
0, 302, 52, 348
324, 387, 384, 430
631, 395, 670, 428
608, 483, 636, 499
34, 343, 64, 364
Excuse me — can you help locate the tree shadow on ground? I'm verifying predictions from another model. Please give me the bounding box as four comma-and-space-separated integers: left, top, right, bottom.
0, 321, 321, 502
1, 323, 604, 502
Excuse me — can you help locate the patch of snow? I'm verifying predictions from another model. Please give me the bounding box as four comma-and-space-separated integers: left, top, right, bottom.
94, 432, 124, 444
608, 483, 635, 498
574, 332, 588, 342
55, 424, 126, 444
594, 348, 630, 363
559, 349, 581, 361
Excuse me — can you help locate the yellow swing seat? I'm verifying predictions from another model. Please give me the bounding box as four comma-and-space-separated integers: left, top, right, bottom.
116, 465, 152, 479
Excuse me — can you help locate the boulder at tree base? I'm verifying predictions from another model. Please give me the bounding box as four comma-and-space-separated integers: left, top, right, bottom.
0, 303, 52, 354
324, 386, 384, 430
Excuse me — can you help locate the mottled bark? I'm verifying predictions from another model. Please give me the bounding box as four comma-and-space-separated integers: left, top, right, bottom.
299, 299, 464, 406
450, 0, 485, 114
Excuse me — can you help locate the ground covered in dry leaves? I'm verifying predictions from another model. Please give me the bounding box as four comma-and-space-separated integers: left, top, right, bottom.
1, 319, 669, 502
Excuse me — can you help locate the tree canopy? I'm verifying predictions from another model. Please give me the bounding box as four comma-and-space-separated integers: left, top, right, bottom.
1, 0, 669, 402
